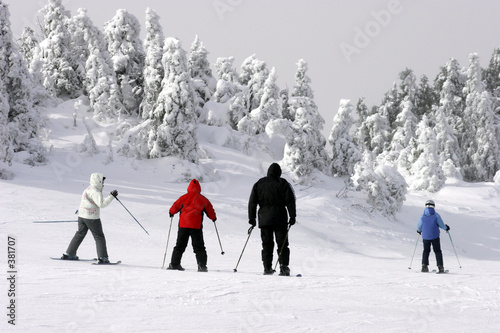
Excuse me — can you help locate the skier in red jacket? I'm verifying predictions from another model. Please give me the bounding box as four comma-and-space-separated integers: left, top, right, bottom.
167, 179, 217, 272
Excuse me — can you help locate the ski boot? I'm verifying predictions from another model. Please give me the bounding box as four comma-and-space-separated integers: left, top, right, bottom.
279, 265, 290, 276
61, 253, 79, 260
263, 266, 275, 275
97, 257, 110, 264
167, 263, 185, 271
437, 265, 445, 273
421, 264, 429, 272
198, 264, 208, 272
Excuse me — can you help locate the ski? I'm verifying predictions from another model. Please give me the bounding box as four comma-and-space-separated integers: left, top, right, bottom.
435, 269, 449, 274
92, 261, 121, 265
51, 257, 96, 262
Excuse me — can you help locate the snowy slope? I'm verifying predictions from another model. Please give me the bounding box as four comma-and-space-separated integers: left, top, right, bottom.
2, 101, 500, 332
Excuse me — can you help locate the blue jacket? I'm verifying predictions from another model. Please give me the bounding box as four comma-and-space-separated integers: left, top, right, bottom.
417, 207, 446, 240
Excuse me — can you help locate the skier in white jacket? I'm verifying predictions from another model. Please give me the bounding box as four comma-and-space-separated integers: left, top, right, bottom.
62, 173, 118, 263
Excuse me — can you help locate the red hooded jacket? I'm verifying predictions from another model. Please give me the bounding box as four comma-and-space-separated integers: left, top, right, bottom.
169, 179, 217, 229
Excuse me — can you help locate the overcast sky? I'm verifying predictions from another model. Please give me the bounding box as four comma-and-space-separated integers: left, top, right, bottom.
5, 0, 500, 138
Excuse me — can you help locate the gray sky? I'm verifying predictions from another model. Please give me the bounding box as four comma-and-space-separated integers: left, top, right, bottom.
5, 0, 500, 138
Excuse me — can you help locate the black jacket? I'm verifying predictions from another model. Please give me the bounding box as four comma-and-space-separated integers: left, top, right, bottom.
248, 163, 296, 228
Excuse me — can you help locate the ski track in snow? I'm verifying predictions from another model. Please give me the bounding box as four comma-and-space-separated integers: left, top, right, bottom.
1, 101, 500, 332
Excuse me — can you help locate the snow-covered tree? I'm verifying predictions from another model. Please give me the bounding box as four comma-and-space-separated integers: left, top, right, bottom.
213, 56, 239, 103
461, 53, 500, 181
387, 97, 418, 170
148, 37, 198, 162
104, 9, 145, 115
414, 74, 437, 119
0, 1, 46, 166
328, 99, 361, 176
434, 105, 462, 179
352, 151, 407, 217
410, 114, 445, 192
362, 108, 391, 155
239, 55, 269, 111
18, 27, 38, 67
378, 83, 399, 129
140, 8, 164, 120
37, 0, 81, 98
189, 35, 216, 117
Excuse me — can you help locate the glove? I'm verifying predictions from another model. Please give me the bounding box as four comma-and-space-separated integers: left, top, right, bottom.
169, 213, 174, 218
249, 218, 256, 227
110, 190, 118, 198
289, 217, 296, 226
446, 224, 450, 231
417, 230, 421, 235
212, 218, 217, 223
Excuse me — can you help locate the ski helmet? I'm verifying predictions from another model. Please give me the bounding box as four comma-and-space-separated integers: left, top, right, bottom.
425, 200, 435, 207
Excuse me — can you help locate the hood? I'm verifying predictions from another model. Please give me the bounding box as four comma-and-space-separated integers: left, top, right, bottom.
187, 179, 201, 193
90, 173, 105, 191
423, 207, 435, 216
267, 163, 282, 178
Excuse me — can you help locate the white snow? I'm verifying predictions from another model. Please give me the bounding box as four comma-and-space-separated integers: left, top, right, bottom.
2, 101, 500, 332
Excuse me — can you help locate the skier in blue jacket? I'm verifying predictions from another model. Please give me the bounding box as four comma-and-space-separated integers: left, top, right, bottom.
417, 200, 450, 273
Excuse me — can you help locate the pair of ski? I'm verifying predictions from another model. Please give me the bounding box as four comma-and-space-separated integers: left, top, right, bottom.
50, 257, 121, 265
422, 269, 449, 274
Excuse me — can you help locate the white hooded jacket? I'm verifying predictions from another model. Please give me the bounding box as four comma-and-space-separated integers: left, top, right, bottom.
78, 173, 115, 219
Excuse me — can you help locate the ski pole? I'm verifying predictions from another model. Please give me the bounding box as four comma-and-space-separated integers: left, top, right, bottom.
213, 220, 225, 255
162, 216, 174, 269
234, 226, 254, 272
408, 233, 420, 269
33, 220, 78, 223
115, 196, 149, 235
447, 230, 462, 269
273, 224, 291, 272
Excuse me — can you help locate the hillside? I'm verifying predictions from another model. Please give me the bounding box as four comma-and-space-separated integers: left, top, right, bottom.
1, 100, 500, 332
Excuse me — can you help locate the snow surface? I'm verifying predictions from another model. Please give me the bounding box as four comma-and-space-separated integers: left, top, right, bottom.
2, 100, 500, 332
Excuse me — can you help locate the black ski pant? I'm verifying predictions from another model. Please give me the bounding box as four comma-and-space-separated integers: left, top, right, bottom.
66, 217, 108, 259
170, 227, 207, 267
422, 237, 443, 267
260, 224, 289, 269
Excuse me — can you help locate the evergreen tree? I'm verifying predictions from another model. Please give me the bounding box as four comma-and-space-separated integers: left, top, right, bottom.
328, 99, 361, 176
414, 74, 437, 119
434, 105, 462, 179
188, 35, 216, 118
378, 83, 399, 129
352, 151, 407, 217
435, 58, 466, 147
461, 53, 500, 181
140, 8, 164, 120
362, 108, 391, 155
148, 37, 198, 162
104, 9, 145, 115
0, 1, 45, 165
213, 56, 239, 103
239, 55, 269, 111
410, 114, 445, 192
387, 97, 418, 171
38, 0, 81, 98
74, 8, 123, 120
353, 98, 371, 152
18, 27, 38, 66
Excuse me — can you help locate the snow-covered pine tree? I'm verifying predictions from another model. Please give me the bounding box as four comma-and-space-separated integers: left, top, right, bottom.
378, 83, 399, 129
239, 55, 269, 112
188, 35, 216, 119
74, 8, 123, 121
66, 9, 90, 95
386, 96, 418, 171
37, 0, 81, 98
410, 114, 445, 192
353, 98, 372, 152
434, 58, 466, 148
18, 27, 38, 68
148, 37, 198, 163
362, 107, 391, 156
414, 74, 438, 120
140, 8, 164, 120
0, 1, 46, 165
213, 56, 239, 103
461, 53, 500, 181
104, 9, 145, 115
328, 99, 361, 176
434, 105, 462, 179
254, 67, 282, 133
351, 151, 407, 217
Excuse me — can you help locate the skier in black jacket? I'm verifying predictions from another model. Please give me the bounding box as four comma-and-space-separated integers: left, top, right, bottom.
248, 163, 296, 275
